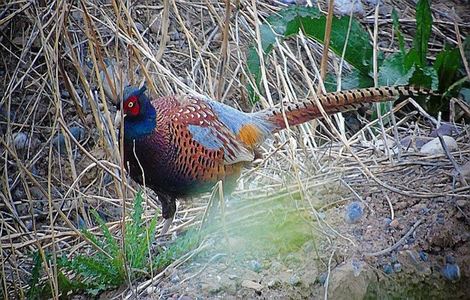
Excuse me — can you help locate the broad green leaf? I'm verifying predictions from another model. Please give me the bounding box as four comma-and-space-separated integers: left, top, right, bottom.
247, 6, 373, 102
325, 70, 374, 92
434, 46, 462, 92
378, 53, 416, 86
413, 0, 432, 67
409, 65, 438, 90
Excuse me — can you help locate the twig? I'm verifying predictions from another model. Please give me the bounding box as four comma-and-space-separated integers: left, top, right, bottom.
364, 219, 422, 257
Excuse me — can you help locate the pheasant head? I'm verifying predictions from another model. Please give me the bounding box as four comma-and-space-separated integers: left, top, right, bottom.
122, 85, 157, 141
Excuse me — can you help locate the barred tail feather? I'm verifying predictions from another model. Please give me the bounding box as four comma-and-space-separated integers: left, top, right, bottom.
260, 86, 434, 132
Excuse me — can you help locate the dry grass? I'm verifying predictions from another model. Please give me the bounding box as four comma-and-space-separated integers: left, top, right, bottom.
0, 0, 469, 298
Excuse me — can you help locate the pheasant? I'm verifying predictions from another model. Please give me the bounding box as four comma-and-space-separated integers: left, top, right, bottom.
121, 85, 432, 233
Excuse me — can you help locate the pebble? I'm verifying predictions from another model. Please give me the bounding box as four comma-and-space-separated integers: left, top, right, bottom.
344, 201, 363, 224
267, 279, 278, 288
436, 213, 445, 225
393, 263, 402, 273
318, 272, 327, 285
383, 217, 392, 227
149, 15, 161, 34
334, 0, 365, 16
61, 89, 70, 98
420, 136, 458, 155
289, 274, 300, 286
53, 126, 86, 154
170, 273, 180, 283
383, 264, 393, 274
456, 200, 466, 208
13, 132, 28, 151
241, 280, 263, 292
135, 22, 145, 32
442, 263, 460, 281
419, 251, 429, 262
389, 218, 400, 228
250, 260, 262, 273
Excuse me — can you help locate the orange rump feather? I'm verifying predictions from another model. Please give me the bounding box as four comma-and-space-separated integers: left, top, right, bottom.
237, 124, 263, 147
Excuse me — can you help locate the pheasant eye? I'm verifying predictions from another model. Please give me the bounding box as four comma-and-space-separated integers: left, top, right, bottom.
128, 102, 134, 108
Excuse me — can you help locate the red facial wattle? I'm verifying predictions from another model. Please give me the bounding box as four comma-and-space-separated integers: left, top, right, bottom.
124, 96, 140, 117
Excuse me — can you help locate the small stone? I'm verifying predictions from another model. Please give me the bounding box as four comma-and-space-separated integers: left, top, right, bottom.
420, 136, 458, 155
383, 217, 392, 227
241, 280, 263, 292
393, 263, 402, 273
289, 274, 300, 286
344, 201, 364, 224
146, 286, 157, 294
267, 279, 278, 288
53, 126, 86, 154
170, 273, 180, 283
436, 212, 445, 224
389, 218, 400, 228
334, 0, 365, 16
442, 263, 460, 281
149, 14, 161, 34
135, 22, 145, 32
383, 264, 393, 274
61, 89, 70, 98
250, 260, 262, 273
456, 200, 466, 208
445, 255, 456, 264
318, 272, 327, 285
13, 132, 28, 151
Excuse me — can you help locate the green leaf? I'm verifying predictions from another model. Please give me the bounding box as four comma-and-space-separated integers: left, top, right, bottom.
91, 210, 119, 256
413, 0, 432, 67
246, 6, 374, 102
325, 69, 374, 92
409, 65, 438, 90
434, 46, 462, 92
378, 53, 416, 86
392, 9, 405, 54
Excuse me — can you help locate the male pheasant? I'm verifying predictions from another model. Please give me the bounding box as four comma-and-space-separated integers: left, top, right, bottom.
121, 85, 432, 233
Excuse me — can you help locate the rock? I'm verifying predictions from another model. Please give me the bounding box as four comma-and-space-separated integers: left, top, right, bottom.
334, 0, 365, 16
420, 136, 458, 155
289, 274, 300, 286
250, 260, 262, 273
442, 263, 460, 281
267, 279, 278, 288
430, 123, 461, 137
419, 251, 428, 262
53, 126, 86, 154
149, 14, 161, 34
13, 132, 28, 151
170, 273, 180, 283
393, 263, 402, 273
325, 261, 374, 300
344, 201, 363, 224
389, 218, 400, 228
383, 264, 393, 274
456, 200, 466, 208
241, 280, 263, 292
135, 22, 145, 32
318, 272, 327, 285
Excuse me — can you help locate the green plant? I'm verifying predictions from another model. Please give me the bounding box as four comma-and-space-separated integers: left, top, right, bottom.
247, 1, 468, 117
27, 192, 199, 297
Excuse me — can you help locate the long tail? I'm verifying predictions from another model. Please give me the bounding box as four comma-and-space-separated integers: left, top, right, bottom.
258, 86, 435, 132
